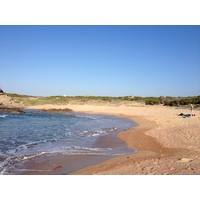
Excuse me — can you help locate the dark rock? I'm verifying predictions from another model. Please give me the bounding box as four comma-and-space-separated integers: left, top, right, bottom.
41, 108, 73, 113
11, 108, 25, 114
0, 107, 25, 114
0, 88, 4, 95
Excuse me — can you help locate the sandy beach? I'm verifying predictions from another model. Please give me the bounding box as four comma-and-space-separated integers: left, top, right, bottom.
25, 103, 200, 175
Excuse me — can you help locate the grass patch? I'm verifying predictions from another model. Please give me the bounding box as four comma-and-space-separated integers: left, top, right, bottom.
7, 93, 200, 107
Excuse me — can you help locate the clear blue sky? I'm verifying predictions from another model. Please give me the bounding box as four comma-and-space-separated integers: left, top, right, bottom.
0, 25, 200, 97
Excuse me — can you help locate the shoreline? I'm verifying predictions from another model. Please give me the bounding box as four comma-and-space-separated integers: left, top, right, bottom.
16, 104, 200, 174
22, 115, 137, 175
1, 107, 138, 175
70, 114, 179, 175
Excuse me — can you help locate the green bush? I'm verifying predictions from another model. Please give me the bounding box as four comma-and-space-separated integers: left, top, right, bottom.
164, 96, 200, 106
145, 98, 161, 105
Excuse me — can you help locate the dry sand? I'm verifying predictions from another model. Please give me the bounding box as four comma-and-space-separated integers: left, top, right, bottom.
26, 103, 200, 175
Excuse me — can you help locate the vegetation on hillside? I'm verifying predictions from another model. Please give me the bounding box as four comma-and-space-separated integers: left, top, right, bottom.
6, 93, 200, 107
163, 96, 200, 106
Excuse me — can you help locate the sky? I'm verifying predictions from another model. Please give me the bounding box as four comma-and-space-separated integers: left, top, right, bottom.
0, 25, 200, 97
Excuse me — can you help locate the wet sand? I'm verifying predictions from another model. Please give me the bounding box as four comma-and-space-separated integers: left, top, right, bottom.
17, 153, 113, 175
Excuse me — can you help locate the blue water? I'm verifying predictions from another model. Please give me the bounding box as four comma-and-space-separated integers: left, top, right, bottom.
0, 110, 137, 174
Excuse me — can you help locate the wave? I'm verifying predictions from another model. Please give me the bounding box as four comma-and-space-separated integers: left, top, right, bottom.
0, 145, 137, 174
0, 115, 8, 118
62, 145, 136, 156
74, 113, 96, 120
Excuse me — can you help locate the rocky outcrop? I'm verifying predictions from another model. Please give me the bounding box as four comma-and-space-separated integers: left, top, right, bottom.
41, 108, 73, 113
0, 107, 25, 114
0, 93, 22, 107
0, 88, 4, 95
0, 92, 25, 114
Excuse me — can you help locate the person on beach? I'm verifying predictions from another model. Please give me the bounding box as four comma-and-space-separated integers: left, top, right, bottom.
190, 104, 195, 116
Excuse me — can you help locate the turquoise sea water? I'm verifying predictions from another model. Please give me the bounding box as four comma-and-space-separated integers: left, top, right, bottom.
0, 110, 137, 174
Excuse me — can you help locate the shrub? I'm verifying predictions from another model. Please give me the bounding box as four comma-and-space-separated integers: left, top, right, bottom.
145, 98, 161, 105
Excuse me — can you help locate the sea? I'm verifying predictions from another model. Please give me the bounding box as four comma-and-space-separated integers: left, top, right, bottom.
0, 109, 137, 174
